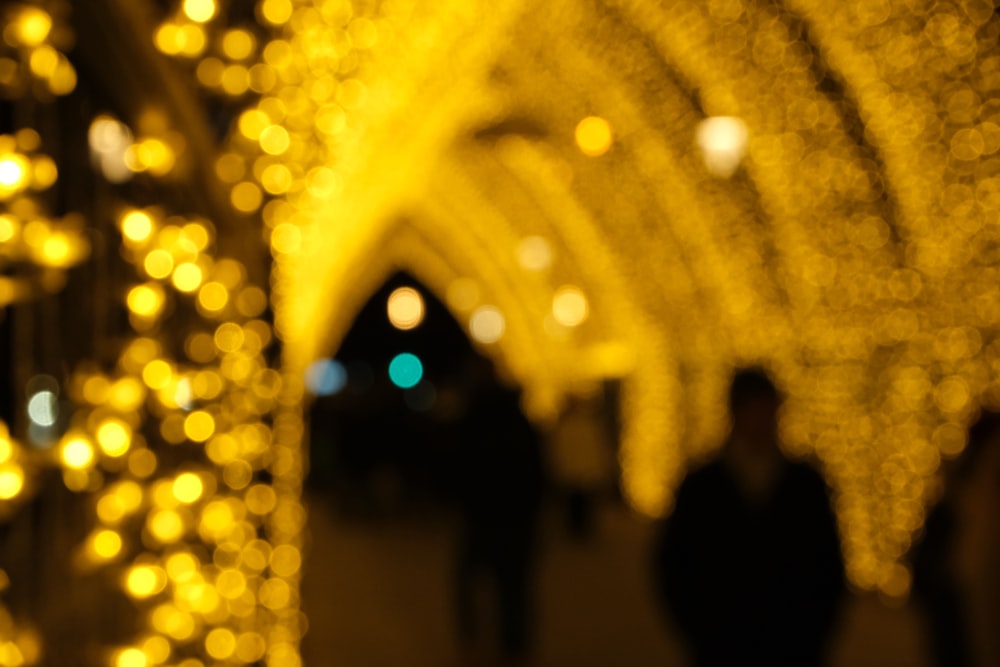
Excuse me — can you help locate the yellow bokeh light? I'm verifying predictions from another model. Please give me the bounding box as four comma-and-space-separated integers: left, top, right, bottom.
552, 285, 589, 327
172, 262, 204, 293
695, 116, 749, 177
235, 632, 267, 662
60, 435, 95, 470
214, 322, 245, 352
31, 154, 58, 189
109, 378, 146, 412
96, 419, 132, 457
517, 236, 553, 271
92, 529, 123, 559
238, 110, 270, 141
469, 306, 505, 344
220, 64, 249, 95
215, 152, 245, 182
269, 545, 301, 578
221, 29, 255, 60
231, 182, 262, 212
128, 448, 158, 478
182, 0, 217, 23
0, 464, 24, 500
154, 23, 183, 56
215, 569, 247, 599
148, 509, 185, 543
127, 284, 166, 319
269, 223, 301, 254
204, 628, 236, 660
0, 215, 17, 243
258, 125, 290, 155
116, 648, 147, 667
28, 45, 58, 78
125, 565, 166, 599
14, 7, 53, 47
386, 287, 425, 330
183, 411, 215, 442
143, 249, 174, 279
0, 154, 28, 194
120, 210, 154, 243
197, 281, 229, 312
575, 116, 613, 156
141, 636, 171, 665
260, 0, 294, 25
142, 359, 173, 390
261, 163, 292, 194
173, 473, 204, 504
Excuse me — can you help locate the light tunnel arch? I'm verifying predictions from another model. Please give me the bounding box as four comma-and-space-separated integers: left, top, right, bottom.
284, 169, 684, 515
263, 0, 1000, 598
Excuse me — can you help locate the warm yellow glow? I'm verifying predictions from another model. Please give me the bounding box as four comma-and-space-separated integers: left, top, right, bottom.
258, 125, 290, 155
516, 236, 553, 271
183, 411, 215, 443
127, 284, 166, 319
120, 210, 154, 243
60, 436, 95, 470
469, 306, 505, 344
31, 154, 58, 189
197, 282, 229, 312
259, 0, 294, 25
182, 0, 217, 23
222, 29, 256, 60
0, 215, 16, 243
125, 565, 166, 599
92, 529, 123, 560
0, 464, 24, 500
0, 154, 28, 195
96, 419, 132, 457
143, 249, 174, 279
116, 648, 147, 667
172, 473, 204, 504
230, 182, 262, 212
148, 509, 185, 543
386, 287, 425, 330
14, 7, 53, 47
125, 139, 176, 175
575, 116, 613, 156
695, 116, 749, 177
172, 263, 204, 293
142, 359, 173, 390
28, 45, 58, 78
204, 628, 236, 660
552, 285, 589, 327
109, 378, 146, 412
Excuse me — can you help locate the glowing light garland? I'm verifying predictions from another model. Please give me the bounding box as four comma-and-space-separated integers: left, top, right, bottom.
2, 1, 1000, 662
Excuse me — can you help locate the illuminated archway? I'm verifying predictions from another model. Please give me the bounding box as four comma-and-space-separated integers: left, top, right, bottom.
4, 0, 1000, 664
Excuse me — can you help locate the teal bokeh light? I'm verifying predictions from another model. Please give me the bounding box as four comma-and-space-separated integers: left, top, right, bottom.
388, 353, 423, 389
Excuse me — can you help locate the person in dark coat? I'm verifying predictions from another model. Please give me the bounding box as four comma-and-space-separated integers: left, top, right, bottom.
453, 356, 545, 667
653, 367, 845, 667
911, 410, 1000, 667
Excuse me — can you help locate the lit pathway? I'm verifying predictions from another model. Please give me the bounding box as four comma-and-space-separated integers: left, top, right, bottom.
300, 496, 929, 667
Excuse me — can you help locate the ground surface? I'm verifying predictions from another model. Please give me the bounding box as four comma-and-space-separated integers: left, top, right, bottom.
300, 495, 929, 667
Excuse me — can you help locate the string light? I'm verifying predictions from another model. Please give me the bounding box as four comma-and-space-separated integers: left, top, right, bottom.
3, 3, 1000, 664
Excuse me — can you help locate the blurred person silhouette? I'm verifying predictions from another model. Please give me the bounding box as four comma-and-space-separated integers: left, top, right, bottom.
653, 367, 845, 667
453, 354, 545, 667
548, 387, 615, 541
911, 409, 1000, 667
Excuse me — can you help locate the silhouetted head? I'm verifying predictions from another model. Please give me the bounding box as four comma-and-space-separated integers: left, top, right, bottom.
728, 367, 782, 452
